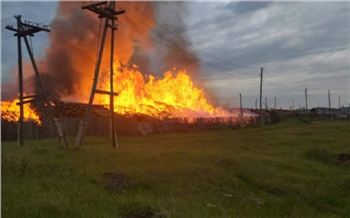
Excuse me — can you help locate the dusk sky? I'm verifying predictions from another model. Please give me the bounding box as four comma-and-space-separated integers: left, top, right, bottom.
1, 1, 349, 109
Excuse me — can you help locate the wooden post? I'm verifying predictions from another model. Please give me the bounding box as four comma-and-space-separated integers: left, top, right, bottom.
110, 1, 117, 148
239, 93, 243, 117
76, 16, 109, 148
21, 23, 67, 149
75, 2, 124, 148
328, 90, 331, 109
260, 67, 263, 126
305, 88, 308, 110
7, 16, 67, 148
16, 16, 24, 146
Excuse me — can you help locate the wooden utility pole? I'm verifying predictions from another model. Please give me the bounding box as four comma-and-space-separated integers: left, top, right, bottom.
76, 1, 125, 148
328, 90, 331, 109
16, 16, 24, 146
274, 97, 276, 110
239, 93, 243, 117
305, 88, 308, 110
260, 67, 263, 126
6, 16, 67, 148
109, 1, 117, 148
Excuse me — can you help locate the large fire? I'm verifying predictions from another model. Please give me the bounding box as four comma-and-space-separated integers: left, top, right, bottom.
93, 62, 230, 118
1, 63, 231, 124
1, 2, 234, 125
1, 99, 41, 124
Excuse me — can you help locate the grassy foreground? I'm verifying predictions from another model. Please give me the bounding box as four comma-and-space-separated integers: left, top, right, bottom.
2, 118, 350, 218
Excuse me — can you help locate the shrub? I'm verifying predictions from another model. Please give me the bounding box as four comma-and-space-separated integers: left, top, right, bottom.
269, 111, 281, 124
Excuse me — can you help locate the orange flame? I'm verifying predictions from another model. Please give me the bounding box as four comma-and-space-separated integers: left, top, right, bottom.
94, 62, 231, 118
1, 99, 41, 124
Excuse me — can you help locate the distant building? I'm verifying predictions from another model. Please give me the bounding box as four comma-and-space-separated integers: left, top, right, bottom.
311, 106, 350, 118
340, 106, 350, 115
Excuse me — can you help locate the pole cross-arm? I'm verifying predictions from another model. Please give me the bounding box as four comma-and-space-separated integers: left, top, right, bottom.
82, 1, 125, 20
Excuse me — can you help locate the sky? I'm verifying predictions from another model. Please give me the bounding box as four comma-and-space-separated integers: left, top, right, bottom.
1, 1, 349, 110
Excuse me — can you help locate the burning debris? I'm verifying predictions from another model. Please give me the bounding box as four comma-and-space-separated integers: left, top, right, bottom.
40, 1, 223, 119
1, 99, 41, 125
2, 2, 234, 120
91, 63, 231, 118
1, 2, 260, 143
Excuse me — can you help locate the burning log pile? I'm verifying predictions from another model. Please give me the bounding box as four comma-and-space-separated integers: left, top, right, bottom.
1, 2, 262, 142
1, 100, 41, 124
44, 102, 110, 118
1, 98, 258, 141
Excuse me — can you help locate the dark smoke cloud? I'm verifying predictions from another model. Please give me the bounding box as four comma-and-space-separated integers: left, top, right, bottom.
37, 2, 101, 99
1, 83, 18, 101
24, 1, 200, 101
38, 1, 155, 100
2, 62, 36, 101
151, 2, 200, 77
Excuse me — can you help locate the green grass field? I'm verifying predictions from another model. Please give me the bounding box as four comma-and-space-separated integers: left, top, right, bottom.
2, 118, 350, 218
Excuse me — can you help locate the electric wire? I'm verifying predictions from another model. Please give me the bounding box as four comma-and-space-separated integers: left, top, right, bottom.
124, 3, 257, 72
2, 35, 13, 41
38, 6, 81, 26
1, 16, 14, 22
118, 20, 256, 81
3, 4, 258, 82
122, 5, 259, 77
263, 69, 327, 108
3, 3, 341, 109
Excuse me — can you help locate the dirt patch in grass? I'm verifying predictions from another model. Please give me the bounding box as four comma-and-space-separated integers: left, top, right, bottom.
120, 209, 167, 218
337, 153, 350, 165
103, 172, 131, 191
304, 149, 350, 167
119, 204, 168, 218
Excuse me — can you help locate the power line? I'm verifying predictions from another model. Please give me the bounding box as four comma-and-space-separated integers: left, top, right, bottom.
119, 20, 256, 81
1, 16, 14, 22
38, 6, 81, 26
49, 14, 91, 27
2, 12, 258, 107
2, 22, 16, 30
119, 21, 227, 75
263, 69, 325, 108
4, 4, 259, 82
263, 70, 308, 101
263, 76, 306, 107
123, 3, 257, 72
3, 4, 261, 100
2, 35, 14, 41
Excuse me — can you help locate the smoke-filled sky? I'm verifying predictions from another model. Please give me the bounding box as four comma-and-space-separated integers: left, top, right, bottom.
1, 1, 349, 109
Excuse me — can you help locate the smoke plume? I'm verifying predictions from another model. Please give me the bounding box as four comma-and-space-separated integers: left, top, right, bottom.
38, 1, 155, 101
152, 2, 200, 77
29, 1, 200, 101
